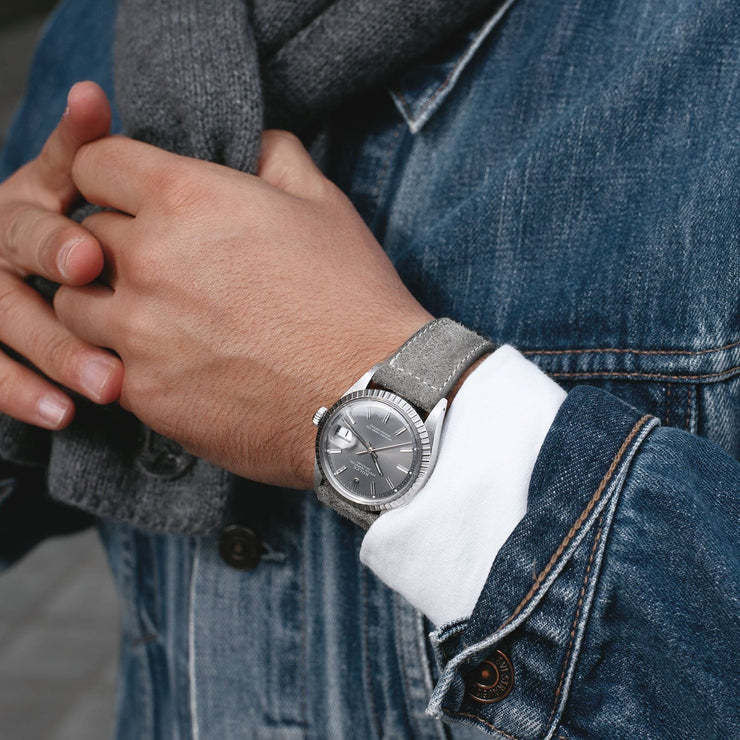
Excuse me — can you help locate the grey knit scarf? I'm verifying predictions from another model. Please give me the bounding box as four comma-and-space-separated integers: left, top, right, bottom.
0, 0, 502, 534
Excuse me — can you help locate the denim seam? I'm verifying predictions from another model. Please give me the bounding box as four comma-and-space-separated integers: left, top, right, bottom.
497, 414, 652, 632
430, 416, 656, 732
549, 367, 740, 382
368, 122, 404, 229
393, 596, 417, 735
546, 519, 604, 726
389, 0, 520, 134
188, 538, 201, 740
523, 340, 740, 357
360, 566, 383, 738
445, 525, 605, 740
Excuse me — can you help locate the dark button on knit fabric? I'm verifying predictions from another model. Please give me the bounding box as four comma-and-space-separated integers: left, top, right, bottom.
137, 430, 195, 480
467, 649, 514, 704
218, 524, 263, 570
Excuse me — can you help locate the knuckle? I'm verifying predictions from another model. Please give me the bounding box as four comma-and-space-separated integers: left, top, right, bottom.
71, 140, 94, 179
0, 283, 20, 322
263, 129, 301, 150
312, 174, 342, 204
2, 202, 27, 260
123, 246, 160, 286
117, 306, 153, 355
34, 332, 80, 379
152, 165, 211, 215
0, 362, 22, 408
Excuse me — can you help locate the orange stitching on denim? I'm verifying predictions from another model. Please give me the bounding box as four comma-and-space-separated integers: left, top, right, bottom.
665, 384, 672, 426
548, 367, 740, 382
522, 340, 740, 357
497, 414, 652, 632
547, 520, 604, 726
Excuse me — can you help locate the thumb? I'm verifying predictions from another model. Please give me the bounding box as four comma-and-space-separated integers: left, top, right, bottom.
31, 81, 112, 210
256, 130, 329, 200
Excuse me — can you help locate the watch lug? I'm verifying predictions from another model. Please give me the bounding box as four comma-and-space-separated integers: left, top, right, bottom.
425, 398, 448, 471
342, 366, 378, 395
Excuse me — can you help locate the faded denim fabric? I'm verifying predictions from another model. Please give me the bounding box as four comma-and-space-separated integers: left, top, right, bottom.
2, 0, 740, 738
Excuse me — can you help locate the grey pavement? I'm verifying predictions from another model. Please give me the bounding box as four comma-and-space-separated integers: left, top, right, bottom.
0, 14, 120, 740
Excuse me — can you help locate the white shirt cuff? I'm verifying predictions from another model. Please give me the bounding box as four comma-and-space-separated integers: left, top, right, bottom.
359, 345, 566, 627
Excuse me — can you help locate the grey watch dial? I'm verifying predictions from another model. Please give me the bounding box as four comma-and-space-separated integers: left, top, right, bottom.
317, 390, 429, 508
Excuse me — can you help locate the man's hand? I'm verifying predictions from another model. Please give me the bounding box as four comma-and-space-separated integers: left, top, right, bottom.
0, 82, 123, 429
55, 131, 432, 488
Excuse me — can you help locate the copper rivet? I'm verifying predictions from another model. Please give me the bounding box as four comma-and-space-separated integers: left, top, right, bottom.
468, 649, 514, 704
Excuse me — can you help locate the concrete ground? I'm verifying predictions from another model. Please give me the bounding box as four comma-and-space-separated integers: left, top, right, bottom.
0, 13, 120, 740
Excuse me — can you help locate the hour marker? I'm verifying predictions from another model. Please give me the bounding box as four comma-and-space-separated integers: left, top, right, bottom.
328, 449, 342, 454
400, 448, 413, 454
346, 413, 355, 425
366, 405, 371, 420
370, 482, 376, 496
336, 465, 347, 474
382, 411, 391, 424
386, 477, 394, 489
395, 428, 407, 436
396, 465, 409, 475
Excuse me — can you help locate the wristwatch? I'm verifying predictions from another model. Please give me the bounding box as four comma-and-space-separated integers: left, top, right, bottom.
312, 318, 495, 529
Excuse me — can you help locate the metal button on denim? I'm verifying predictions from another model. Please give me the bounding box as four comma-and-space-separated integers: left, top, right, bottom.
468, 650, 514, 704
218, 524, 263, 570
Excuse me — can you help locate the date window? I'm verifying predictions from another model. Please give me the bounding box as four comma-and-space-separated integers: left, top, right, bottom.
331, 425, 355, 448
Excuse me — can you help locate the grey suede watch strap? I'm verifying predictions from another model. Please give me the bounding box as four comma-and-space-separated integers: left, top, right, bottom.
316, 485, 380, 530
373, 318, 495, 412
317, 319, 495, 530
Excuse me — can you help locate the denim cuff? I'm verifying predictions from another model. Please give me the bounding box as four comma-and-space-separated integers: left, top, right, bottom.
426, 386, 659, 737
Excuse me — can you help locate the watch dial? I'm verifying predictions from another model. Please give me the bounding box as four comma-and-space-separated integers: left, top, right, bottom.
319, 396, 424, 505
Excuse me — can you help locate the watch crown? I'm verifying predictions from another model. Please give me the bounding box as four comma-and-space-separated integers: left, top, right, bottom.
312, 407, 328, 426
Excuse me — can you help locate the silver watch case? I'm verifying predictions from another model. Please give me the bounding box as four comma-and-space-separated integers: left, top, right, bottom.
312, 367, 447, 512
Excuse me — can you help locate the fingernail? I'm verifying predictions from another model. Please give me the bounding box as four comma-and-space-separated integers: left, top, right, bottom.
37, 394, 71, 428
56, 237, 84, 281
81, 357, 118, 400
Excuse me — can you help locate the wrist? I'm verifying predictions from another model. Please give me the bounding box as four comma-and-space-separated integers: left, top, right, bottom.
294, 308, 435, 490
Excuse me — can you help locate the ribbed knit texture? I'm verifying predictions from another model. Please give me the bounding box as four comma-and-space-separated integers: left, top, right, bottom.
0, 0, 504, 534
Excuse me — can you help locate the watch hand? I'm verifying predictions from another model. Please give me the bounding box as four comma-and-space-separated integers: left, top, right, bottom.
355, 442, 410, 455
373, 456, 383, 476
345, 422, 375, 454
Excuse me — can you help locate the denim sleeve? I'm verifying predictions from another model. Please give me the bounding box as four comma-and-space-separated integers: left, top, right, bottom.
428, 384, 740, 738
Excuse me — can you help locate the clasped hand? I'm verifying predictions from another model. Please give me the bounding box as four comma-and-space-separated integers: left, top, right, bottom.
0, 83, 431, 489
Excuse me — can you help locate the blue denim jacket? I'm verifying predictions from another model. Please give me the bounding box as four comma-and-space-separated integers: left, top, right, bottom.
2, 0, 740, 737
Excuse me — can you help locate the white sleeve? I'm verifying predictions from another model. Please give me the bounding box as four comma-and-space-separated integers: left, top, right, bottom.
359, 345, 566, 627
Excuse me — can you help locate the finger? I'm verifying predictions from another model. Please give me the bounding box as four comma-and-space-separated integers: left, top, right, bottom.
0, 351, 74, 430
54, 283, 118, 350
81, 210, 134, 286
257, 129, 330, 199
31, 81, 112, 210
72, 135, 176, 215
0, 273, 122, 404
0, 202, 103, 285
